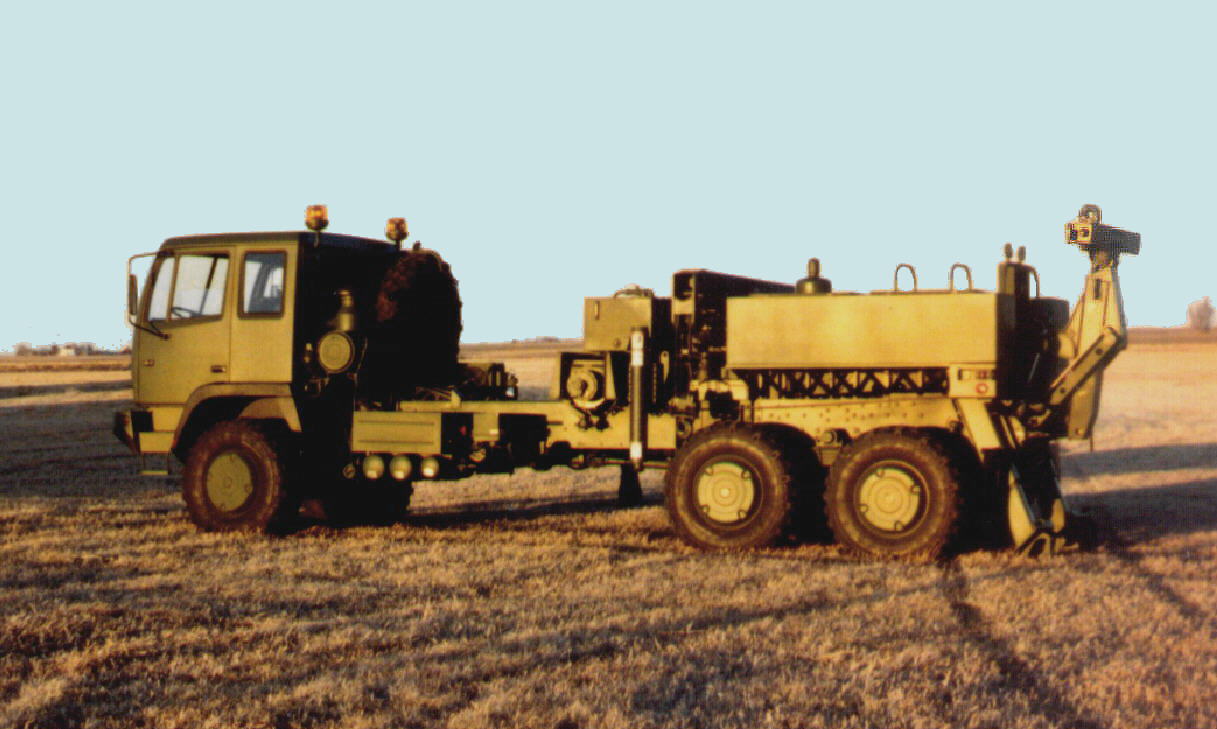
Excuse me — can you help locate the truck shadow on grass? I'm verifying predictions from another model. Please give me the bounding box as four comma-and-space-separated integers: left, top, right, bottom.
1061, 441, 1217, 544
1059, 484, 1217, 679
938, 446, 1217, 729
937, 558, 1110, 729
301, 452, 1217, 554
291, 490, 669, 539
405, 491, 665, 527
1062, 441, 1217, 477
1069, 478, 1217, 546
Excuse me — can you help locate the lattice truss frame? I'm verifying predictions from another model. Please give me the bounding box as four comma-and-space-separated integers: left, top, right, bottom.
737, 368, 949, 400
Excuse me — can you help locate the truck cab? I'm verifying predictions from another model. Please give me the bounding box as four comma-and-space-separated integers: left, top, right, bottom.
132, 237, 295, 407
117, 231, 390, 464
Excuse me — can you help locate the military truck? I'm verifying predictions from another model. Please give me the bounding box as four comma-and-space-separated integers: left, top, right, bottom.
116, 204, 1139, 558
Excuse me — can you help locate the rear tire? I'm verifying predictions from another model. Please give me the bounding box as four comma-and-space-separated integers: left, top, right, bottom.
665, 423, 794, 550
758, 424, 828, 543
826, 429, 961, 560
182, 421, 296, 533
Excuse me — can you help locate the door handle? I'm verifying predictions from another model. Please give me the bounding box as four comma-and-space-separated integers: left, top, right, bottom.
211, 364, 227, 373
142, 359, 154, 367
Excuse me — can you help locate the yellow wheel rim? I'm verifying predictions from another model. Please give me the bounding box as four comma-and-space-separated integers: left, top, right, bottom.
206, 452, 255, 513
857, 463, 924, 533
696, 460, 756, 524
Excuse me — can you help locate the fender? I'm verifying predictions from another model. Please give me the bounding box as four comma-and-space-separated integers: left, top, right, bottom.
174, 383, 302, 450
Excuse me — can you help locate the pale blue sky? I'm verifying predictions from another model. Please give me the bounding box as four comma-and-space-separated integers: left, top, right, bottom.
1, 2, 1211, 349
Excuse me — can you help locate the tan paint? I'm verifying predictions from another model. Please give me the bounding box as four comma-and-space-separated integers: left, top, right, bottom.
230, 247, 296, 384
726, 292, 1010, 370
135, 248, 233, 406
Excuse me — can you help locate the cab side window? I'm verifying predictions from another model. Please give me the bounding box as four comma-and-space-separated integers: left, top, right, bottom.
242, 252, 286, 315
171, 254, 229, 319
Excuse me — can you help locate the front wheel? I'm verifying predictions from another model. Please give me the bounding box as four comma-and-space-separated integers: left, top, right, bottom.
826, 430, 961, 560
182, 421, 295, 532
664, 423, 794, 550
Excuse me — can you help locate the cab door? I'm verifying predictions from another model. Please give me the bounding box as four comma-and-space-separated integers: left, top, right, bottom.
229, 248, 294, 383
135, 249, 232, 405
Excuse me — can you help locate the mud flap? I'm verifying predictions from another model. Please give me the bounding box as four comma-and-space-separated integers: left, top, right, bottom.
113, 411, 137, 453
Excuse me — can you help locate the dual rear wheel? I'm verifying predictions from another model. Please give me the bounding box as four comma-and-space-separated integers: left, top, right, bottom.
666, 426, 962, 559
825, 430, 961, 559
664, 424, 798, 550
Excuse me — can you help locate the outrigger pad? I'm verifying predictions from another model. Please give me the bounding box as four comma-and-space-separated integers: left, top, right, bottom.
1008, 475, 1099, 556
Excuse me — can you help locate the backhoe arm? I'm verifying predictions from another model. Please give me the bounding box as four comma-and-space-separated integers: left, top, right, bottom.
1027, 205, 1140, 438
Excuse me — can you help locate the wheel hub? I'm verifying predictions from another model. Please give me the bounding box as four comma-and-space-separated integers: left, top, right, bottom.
206, 452, 255, 513
696, 461, 756, 524
857, 464, 923, 532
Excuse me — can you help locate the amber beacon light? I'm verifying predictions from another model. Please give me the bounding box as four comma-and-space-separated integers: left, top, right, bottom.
385, 217, 409, 248
305, 204, 329, 232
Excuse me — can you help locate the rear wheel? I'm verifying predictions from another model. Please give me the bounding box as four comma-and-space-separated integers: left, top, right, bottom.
182, 421, 296, 532
826, 430, 961, 559
665, 423, 794, 550
759, 425, 828, 542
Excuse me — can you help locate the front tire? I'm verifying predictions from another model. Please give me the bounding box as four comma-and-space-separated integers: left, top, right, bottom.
664, 423, 794, 550
826, 430, 961, 560
182, 421, 294, 532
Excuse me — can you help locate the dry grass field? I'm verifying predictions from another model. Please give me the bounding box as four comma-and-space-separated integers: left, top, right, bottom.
1, 339, 1215, 729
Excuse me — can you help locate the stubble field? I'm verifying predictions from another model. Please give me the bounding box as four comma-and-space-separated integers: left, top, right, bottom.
1, 338, 1215, 729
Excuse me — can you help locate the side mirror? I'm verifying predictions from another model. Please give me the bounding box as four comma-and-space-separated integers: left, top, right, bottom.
127, 274, 139, 320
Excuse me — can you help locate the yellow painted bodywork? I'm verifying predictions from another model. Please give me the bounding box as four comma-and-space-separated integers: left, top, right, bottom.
751, 395, 960, 437
352, 412, 443, 453
583, 295, 669, 352
135, 243, 296, 407
230, 247, 296, 383
128, 235, 303, 456
135, 247, 233, 406
352, 400, 678, 455
726, 291, 1012, 370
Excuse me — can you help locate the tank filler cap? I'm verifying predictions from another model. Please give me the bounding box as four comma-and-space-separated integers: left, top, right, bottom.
797, 258, 832, 295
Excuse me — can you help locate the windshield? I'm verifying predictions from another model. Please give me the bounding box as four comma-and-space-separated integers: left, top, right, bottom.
145, 253, 229, 321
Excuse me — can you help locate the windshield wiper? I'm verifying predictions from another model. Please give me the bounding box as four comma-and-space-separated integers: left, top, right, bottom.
135, 321, 169, 340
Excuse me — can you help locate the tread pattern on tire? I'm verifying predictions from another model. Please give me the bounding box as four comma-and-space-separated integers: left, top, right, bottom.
182, 420, 296, 533
756, 424, 829, 543
929, 429, 1001, 550
364, 248, 462, 399
664, 421, 798, 551
825, 428, 962, 560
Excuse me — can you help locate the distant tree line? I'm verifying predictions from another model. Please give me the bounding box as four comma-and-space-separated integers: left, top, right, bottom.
10, 342, 129, 356
1187, 297, 1216, 332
